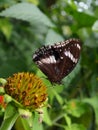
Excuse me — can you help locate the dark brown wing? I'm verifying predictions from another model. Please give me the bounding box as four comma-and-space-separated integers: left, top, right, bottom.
55, 38, 81, 82
32, 38, 81, 84
33, 45, 60, 83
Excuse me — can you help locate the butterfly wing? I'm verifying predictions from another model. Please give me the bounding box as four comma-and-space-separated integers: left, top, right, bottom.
33, 38, 81, 83
33, 46, 59, 82
55, 39, 81, 81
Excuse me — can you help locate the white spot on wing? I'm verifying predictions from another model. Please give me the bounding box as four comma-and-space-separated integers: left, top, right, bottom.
64, 51, 78, 63
76, 44, 81, 50
50, 55, 56, 63
40, 55, 56, 64
37, 61, 42, 65
33, 54, 37, 59
41, 58, 50, 64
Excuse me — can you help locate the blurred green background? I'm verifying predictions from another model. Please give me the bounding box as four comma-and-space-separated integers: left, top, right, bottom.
0, 0, 98, 130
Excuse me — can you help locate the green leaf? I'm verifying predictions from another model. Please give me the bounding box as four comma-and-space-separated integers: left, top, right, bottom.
45, 29, 64, 45
65, 6, 97, 31
51, 88, 63, 105
0, 57, 28, 77
0, 3, 54, 27
43, 107, 52, 126
4, 103, 18, 120
84, 37, 98, 47
73, 11, 97, 28
0, 78, 7, 86
65, 123, 86, 130
28, 0, 39, 5
14, 115, 33, 130
63, 100, 95, 129
15, 108, 34, 130
4, 94, 12, 103
64, 114, 71, 127
0, 87, 5, 95
90, 74, 98, 95
0, 18, 13, 40
0, 0, 16, 5
92, 20, 98, 31
64, 100, 86, 118
83, 96, 98, 124
32, 112, 43, 130
0, 104, 19, 130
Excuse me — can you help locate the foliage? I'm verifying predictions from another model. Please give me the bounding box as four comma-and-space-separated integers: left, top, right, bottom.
0, 0, 98, 130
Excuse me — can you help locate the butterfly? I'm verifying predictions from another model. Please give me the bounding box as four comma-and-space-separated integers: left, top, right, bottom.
32, 38, 81, 84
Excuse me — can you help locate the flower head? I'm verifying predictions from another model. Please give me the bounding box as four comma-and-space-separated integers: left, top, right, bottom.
4, 72, 47, 111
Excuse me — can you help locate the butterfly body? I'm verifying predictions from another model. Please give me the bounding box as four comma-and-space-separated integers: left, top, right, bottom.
33, 38, 81, 84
